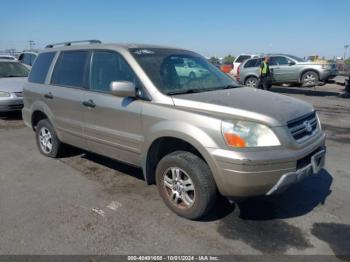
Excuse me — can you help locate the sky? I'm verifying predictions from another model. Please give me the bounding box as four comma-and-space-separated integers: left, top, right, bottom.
1, 0, 349, 58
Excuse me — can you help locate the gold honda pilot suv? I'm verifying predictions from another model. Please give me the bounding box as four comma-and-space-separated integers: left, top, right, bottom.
22, 40, 326, 219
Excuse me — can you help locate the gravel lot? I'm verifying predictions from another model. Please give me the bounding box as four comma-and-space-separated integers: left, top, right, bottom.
0, 83, 349, 257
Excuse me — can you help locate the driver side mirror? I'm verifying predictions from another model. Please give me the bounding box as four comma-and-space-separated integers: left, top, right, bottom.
110, 81, 136, 97
288, 61, 296, 66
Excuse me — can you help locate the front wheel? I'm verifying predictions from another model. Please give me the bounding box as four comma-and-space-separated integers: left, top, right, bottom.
156, 151, 217, 220
302, 71, 319, 87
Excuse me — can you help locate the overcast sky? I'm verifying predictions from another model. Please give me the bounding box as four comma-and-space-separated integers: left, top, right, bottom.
1, 0, 349, 58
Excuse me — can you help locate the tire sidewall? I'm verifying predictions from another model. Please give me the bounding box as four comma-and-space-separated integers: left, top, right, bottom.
156, 152, 216, 219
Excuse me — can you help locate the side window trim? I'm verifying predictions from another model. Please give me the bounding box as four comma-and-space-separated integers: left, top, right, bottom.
45, 52, 60, 84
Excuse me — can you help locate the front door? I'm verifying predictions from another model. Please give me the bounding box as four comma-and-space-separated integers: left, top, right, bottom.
269, 56, 296, 82
82, 50, 143, 166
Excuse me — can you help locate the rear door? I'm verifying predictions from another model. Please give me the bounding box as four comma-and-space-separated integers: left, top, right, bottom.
82, 50, 143, 166
47, 50, 90, 148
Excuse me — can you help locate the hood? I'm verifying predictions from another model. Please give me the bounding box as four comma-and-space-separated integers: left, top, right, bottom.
172, 87, 314, 126
0, 77, 27, 93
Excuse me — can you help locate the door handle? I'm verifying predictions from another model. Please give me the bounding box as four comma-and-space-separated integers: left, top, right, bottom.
44, 92, 53, 99
82, 99, 96, 108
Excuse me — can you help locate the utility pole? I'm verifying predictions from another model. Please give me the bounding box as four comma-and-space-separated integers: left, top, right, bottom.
29, 40, 35, 50
344, 45, 349, 60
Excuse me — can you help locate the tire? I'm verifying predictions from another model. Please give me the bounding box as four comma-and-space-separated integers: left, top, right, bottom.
189, 72, 196, 79
245, 76, 259, 88
156, 151, 217, 220
36, 119, 65, 158
302, 71, 319, 87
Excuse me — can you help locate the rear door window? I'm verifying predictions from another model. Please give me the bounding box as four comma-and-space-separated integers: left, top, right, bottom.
28, 52, 56, 84
244, 59, 257, 68
51, 50, 89, 87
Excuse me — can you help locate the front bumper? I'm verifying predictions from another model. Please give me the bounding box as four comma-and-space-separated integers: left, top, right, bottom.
266, 148, 325, 195
208, 132, 326, 197
0, 97, 23, 112
319, 70, 333, 81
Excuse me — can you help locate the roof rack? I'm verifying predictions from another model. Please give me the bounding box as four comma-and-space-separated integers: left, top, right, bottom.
45, 40, 101, 48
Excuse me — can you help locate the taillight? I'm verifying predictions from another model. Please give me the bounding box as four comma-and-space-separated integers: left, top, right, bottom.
237, 65, 240, 76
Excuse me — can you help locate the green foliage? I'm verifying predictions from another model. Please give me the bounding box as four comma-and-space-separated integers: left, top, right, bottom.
345, 58, 350, 65
209, 56, 220, 64
223, 54, 235, 65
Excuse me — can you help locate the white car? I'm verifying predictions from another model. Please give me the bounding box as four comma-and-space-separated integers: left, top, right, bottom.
231, 54, 258, 77
0, 55, 17, 61
175, 58, 210, 79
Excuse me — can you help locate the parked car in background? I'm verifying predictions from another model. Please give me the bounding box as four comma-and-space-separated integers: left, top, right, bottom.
23, 41, 326, 219
18, 51, 38, 68
175, 57, 210, 79
231, 54, 258, 77
220, 63, 233, 73
238, 54, 337, 88
0, 60, 29, 112
0, 55, 17, 61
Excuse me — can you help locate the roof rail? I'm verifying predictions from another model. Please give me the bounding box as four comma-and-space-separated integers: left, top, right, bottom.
45, 40, 101, 48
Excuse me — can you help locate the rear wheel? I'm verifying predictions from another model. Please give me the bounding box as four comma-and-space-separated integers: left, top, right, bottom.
156, 151, 217, 220
245, 76, 259, 88
36, 119, 65, 158
302, 71, 319, 87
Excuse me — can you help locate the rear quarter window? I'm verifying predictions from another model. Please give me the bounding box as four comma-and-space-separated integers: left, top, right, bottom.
28, 52, 56, 84
235, 55, 251, 63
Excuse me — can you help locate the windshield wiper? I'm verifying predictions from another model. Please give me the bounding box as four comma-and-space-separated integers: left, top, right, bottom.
2, 75, 23, 78
221, 84, 242, 89
167, 89, 201, 95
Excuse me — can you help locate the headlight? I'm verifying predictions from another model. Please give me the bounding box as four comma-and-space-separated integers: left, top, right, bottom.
0, 91, 10, 97
222, 120, 280, 147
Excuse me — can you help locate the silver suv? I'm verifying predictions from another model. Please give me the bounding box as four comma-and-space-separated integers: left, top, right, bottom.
238, 54, 337, 88
22, 41, 326, 219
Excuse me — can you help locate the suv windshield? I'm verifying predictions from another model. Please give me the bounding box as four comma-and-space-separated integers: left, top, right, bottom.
0, 62, 29, 78
130, 48, 239, 95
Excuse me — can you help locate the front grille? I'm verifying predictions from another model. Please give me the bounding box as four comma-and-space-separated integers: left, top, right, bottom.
287, 112, 318, 141
14, 92, 23, 98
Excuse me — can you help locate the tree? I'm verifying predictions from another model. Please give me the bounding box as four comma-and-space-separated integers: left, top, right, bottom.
209, 56, 220, 64
223, 54, 235, 65
345, 58, 350, 65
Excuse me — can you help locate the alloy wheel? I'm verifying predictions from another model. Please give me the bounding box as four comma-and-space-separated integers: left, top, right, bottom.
162, 167, 195, 209
39, 127, 53, 154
